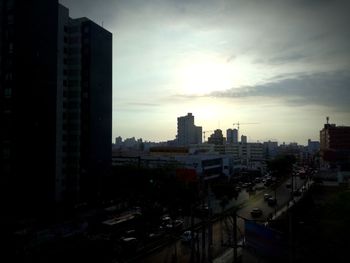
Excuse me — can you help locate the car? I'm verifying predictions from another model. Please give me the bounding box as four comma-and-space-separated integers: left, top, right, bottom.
125, 229, 136, 236
120, 237, 138, 251
267, 197, 277, 206
181, 230, 197, 242
250, 208, 263, 217
148, 232, 163, 240
264, 179, 273, 187
242, 183, 249, 188
173, 219, 184, 229
264, 193, 272, 201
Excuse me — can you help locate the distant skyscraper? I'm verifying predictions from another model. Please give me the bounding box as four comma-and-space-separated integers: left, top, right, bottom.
0, 0, 112, 215
177, 113, 202, 146
241, 135, 247, 144
226, 128, 238, 144
307, 139, 320, 154
115, 136, 123, 145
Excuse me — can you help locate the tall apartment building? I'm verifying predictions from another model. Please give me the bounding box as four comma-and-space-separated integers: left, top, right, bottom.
225, 143, 264, 166
177, 113, 202, 146
226, 128, 238, 144
0, 0, 112, 215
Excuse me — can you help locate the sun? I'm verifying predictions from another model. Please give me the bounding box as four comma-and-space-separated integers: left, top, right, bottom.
179, 60, 234, 95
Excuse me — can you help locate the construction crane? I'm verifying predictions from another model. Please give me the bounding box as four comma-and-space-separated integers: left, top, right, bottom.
203, 130, 215, 142
232, 122, 259, 131
232, 122, 259, 141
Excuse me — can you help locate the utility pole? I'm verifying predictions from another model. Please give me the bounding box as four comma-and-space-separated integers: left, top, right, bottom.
207, 183, 213, 262
190, 205, 195, 263
233, 209, 238, 263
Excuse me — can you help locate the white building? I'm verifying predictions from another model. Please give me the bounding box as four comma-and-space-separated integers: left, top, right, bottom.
225, 143, 264, 168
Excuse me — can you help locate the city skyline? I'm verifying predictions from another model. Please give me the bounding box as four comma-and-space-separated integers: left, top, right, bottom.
60, 0, 350, 144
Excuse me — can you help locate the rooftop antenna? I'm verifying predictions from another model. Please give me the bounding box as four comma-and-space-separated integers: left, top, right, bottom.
326, 116, 329, 124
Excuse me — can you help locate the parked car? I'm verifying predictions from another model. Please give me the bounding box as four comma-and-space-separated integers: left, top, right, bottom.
181, 230, 197, 242
120, 237, 138, 253
264, 193, 272, 201
173, 219, 184, 229
250, 208, 263, 217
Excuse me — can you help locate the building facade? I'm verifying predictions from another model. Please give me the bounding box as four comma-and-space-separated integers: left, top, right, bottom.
0, 0, 112, 215
320, 121, 350, 168
177, 113, 202, 146
208, 129, 224, 145
226, 128, 238, 144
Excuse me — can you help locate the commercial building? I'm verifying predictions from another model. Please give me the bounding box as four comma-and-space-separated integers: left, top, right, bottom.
307, 139, 320, 154
225, 142, 264, 168
0, 1, 112, 215
263, 141, 279, 159
320, 118, 350, 168
177, 113, 202, 146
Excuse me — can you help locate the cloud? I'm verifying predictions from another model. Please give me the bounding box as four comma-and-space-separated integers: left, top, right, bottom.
123, 102, 160, 107
209, 71, 350, 112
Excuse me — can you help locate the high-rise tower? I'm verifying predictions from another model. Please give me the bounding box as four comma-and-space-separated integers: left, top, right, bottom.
177, 113, 202, 146
0, 0, 112, 216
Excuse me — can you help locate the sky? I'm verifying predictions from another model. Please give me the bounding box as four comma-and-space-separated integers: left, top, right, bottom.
60, 0, 350, 145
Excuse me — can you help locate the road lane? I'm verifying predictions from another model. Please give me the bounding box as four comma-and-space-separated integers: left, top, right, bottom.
139, 176, 307, 263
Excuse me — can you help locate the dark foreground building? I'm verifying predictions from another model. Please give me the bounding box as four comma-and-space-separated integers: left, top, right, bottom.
0, 0, 112, 219
320, 117, 350, 169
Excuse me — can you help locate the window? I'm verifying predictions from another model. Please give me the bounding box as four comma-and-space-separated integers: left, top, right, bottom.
2, 147, 11, 159
8, 43, 13, 53
4, 88, 12, 97
5, 72, 13, 80
7, 14, 14, 24
6, 0, 15, 9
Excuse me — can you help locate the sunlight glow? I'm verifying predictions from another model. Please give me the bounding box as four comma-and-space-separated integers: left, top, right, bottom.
179, 60, 234, 95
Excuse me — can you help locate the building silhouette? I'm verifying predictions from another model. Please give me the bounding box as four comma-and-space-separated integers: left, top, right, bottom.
0, 0, 112, 217
208, 129, 225, 145
177, 113, 202, 146
226, 128, 238, 144
320, 118, 350, 168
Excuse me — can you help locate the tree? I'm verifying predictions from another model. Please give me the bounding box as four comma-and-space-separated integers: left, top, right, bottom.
267, 154, 296, 177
